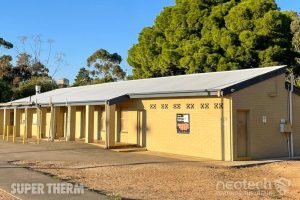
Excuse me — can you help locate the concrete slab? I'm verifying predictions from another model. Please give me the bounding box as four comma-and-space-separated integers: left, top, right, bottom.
0, 161, 107, 200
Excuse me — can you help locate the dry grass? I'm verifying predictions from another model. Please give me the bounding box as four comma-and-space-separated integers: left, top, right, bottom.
14, 160, 300, 200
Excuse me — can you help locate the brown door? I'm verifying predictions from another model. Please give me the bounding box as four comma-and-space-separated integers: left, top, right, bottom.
237, 111, 248, 157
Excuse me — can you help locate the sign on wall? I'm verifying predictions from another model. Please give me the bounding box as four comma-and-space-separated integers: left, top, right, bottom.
176, 114, 190, 134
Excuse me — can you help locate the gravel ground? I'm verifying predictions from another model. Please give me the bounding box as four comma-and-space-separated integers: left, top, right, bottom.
14, 160, 300, 200
0, 189, 20, 200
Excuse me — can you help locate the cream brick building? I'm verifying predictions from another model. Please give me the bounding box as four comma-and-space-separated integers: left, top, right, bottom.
0, 65, 299, 161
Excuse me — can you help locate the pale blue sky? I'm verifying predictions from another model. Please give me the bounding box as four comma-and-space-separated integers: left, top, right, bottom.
1, 0, 299, 82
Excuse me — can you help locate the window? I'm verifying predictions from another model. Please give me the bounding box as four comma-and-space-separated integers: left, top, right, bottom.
120, 110, 128, 133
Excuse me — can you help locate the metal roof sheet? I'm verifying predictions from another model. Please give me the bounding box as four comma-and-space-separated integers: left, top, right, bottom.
9, 65, 286, 106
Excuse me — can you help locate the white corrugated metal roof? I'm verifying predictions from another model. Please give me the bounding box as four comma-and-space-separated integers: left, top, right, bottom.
9, 65, 286, 106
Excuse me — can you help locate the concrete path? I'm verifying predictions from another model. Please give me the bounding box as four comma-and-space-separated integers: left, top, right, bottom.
0, 160, 107, 200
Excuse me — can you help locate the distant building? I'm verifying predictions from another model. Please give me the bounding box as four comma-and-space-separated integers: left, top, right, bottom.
56, 78, 69, 88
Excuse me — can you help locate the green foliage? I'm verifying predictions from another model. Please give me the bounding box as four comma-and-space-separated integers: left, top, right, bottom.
0, 78, 13, 102
13, 76, 58, 99
0, 38, 13, 49
283, 11, 300, 76
0, 51, 54, 102
128, 0, 298, 78
73, 67, 92, 86
87, 49, 126, 83
0, 55, 14, 82
30, 61, 49, 77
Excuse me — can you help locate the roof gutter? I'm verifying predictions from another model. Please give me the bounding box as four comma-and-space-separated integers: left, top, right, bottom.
0, 102, 36, 109
46, 101, 106, 107
0, 100, 107, 109
128, 90, 220, 99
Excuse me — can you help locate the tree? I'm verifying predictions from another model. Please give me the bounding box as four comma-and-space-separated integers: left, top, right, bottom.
16, 35, 65, 78
73, 67, 92, 86
0, 78, 12, 102
284, 11, 300, 73
13, 76, 58, 99
12, 53, 50, 87
13, 53, 32, 86
0, 38, 13, 49
30, 61, 49, 77
128, 0, 298, 79
0, 55, 13, 82
87, 49, 126, 83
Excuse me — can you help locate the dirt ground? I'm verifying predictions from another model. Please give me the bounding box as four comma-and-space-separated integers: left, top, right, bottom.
0, 189, 19, 200
13, 160, 300, 200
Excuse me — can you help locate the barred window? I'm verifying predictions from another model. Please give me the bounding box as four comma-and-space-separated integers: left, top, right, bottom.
150, 104, 156, 109
173, 104, 181, 109
214, 103, 223, 109
186, 104, 195, 109
161, 104, 169, 109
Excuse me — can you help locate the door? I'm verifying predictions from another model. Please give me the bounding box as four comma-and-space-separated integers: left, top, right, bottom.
237, 111, 248, 157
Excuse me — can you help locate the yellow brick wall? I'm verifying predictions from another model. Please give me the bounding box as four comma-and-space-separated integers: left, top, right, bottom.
292, 93, 300, 156
6, 109, 13, 135
119, 97, 232, 160
19, 110, 25, 137
41, 109, 51, 138
0, 110, 3, 135
100, 109, 106, 141
57, 107, 66, 138
93, 106, 103, 141
75, 106, 85, 139
232, 74, 289, 159
32, 111, 38, 137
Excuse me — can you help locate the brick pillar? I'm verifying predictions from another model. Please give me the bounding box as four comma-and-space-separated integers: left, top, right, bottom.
2, 109, 8, 140
67, 106, 76, 141
25, 108, 33, 138
50, 106, 56, 141
14, 108, 21, 137
105, 103, 116, 148
85, 105, 94, 143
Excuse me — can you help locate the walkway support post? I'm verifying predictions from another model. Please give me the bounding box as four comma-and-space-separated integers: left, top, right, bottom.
24, 108, 30, 143
2, 109, 7, 141
50, 106, 56, 141
37, 107, 41, 144
67, 106, 76, 141
105, 102, 116, 149
6, 124, 9, 142
85, 105, 94, 143
13, 108, 17, 143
